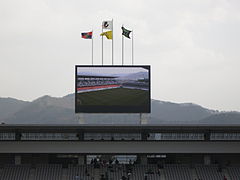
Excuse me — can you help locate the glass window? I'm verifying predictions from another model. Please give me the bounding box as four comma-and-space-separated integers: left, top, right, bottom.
0, 133, 15, 140
21, 133, 78, 140
147, 133, 204, 140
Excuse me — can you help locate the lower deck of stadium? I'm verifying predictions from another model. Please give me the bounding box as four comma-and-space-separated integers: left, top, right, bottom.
0, 153, 240, 180
1, 125, 240, 179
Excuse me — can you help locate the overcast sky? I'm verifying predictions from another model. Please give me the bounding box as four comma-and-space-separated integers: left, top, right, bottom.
0, 0, 240, 111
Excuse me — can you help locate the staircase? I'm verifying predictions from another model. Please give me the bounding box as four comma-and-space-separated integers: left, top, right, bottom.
94, 168, 100, 180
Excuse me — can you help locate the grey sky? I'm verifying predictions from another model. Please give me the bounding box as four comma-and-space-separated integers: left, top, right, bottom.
0, 0, 240, 111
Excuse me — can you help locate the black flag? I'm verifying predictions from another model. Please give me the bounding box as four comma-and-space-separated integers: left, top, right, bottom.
121, 26, 132, 39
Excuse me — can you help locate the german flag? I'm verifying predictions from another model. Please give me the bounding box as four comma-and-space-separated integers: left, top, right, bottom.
81, 32, 92, 39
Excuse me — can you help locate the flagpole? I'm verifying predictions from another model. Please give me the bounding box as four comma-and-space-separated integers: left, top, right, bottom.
92, 30, 93, 65
102, 24, 103, 65
112, 19, 114, 65
132, 30, 134, 65
122, 25, 124, 65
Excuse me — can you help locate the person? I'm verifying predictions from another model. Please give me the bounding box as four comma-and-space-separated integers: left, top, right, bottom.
103, 159, 107, 166
147, 168, 153, 174
105, 171, 108, 180
218, 164, 222, 172
75, 174, 80, 180
144, 173, 148, 180
224, 176, 227, 180
94, 158, 97, 164
121, 175, 127, 180
127, 171, 131, 180
100, 174, 105, 180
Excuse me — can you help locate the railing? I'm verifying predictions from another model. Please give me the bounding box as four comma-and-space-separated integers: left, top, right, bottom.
0, 132, 240, 141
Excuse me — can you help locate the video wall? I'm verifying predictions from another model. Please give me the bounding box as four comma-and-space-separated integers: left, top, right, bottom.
75, 65, 151, 113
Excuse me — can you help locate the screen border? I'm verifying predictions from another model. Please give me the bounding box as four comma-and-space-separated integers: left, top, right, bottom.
75, 65, 151, 113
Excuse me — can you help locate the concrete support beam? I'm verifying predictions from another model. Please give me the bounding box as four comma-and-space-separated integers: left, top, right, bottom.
0, 141, 240, 154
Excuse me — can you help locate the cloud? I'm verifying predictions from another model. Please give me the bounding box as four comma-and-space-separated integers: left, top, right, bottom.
0, 0, 240, 111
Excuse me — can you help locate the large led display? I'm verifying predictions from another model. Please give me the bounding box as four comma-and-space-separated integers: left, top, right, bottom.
75, 65, 151, 113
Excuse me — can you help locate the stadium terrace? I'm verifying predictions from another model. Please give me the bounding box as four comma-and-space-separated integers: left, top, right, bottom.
0, 124, 240, 179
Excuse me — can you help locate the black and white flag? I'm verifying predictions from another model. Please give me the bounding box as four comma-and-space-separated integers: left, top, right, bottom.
102, 20, 113, 30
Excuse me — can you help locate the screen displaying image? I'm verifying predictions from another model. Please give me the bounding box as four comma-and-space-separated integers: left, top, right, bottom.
75, 65, 150, 113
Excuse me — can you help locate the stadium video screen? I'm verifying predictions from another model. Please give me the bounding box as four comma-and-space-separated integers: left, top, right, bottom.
75, 65, 151, 113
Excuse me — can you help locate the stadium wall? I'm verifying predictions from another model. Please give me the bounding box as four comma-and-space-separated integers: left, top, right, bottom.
0, 141, 240, 154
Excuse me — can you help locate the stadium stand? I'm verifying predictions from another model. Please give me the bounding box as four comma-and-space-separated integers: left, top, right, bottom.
0, 165, 30, 180
34, 164, 62, 180
107, 164, 127, 180
164, 164, 192, 180
227, 166, 240, 180
122, 81, 149, 91
2, 163, 240, 180
131, 164, 159, 180
0, 125, 240, 180
67, 165, 94, 180
77, 75, 120, 93
195, 164, 224, 180
77, 75, 150, 93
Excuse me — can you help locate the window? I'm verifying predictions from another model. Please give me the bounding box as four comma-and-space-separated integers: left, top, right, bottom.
21, 133, 78, 140
147, 133, 204, 140
84, 133, 141, 140
0, 133, 15, 140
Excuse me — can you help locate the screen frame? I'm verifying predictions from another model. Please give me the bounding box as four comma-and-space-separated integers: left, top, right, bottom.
75, 65, 151, 113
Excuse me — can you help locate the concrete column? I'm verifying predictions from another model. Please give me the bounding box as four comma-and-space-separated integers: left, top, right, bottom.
78, 114, 85, 124
140, 155, 147, 165
15, 155, 21, 165
204, 155, 211, 165
78, 155, 85, 165
140, 114, 149, 124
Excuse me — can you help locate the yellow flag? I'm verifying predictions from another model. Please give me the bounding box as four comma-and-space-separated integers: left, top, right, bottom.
100, 31, 112, 40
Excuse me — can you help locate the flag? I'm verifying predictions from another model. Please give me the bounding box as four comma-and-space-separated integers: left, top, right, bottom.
122, 27, 131, 39
102, 21, 113, 30
100, 31, 112, 40
81, 32, 92, 39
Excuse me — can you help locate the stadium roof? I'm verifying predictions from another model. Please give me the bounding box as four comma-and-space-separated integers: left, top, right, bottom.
77, 75, 117, 78
1, 124, 240, 132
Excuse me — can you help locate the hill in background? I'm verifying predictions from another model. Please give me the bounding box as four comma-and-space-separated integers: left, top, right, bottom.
0, 94, 239, 124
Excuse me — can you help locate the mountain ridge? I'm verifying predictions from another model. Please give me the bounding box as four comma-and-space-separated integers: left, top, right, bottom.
0, 94, 239, 124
